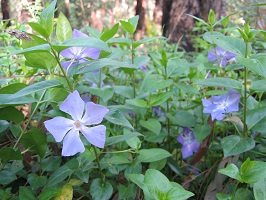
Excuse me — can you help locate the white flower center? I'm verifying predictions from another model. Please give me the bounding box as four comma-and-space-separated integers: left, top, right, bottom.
73, 120, 83, 130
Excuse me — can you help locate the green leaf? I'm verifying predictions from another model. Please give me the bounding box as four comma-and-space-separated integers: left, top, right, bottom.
0, 83, 27, 94
133, 36, 165, 48
221, 135, 255, 157
73, 58, 136, 75
114, 86, 134, 99
117, 184, 136, 199
129, 15, 139, 29
140, 74, 173, 93
0, 120, 9, 133
49, 88, 69, 102
3, 79, 62, 102
166, 57, 189, 78
8, 44, 50, 55
218, 163, 241, 181
28, 22, 50, 39
240, 159, 266, 184
250, 80, 266, 91
90, 179, 113, 200
0, 94, 36, 106
0, 170, 17, 185
253, 3, 266, 6
41, 156, 62, 172
140, 118, 161, 135
246, 106, 266, 132
105, 132, 143, 146
0, 148, 22, 164
20, 128, 47, 157
104, 108, 133, 129
193, 124, 211, 142
47, 165, 73, 187
167, 110, 196, 127
149, 92, 172, 107
0, 106, 24, 124
253, 178, 266, 200
109, 155, 130, 165
138, 148, 172, 163
89, 86, 114, 102
167, 183, 194, 200
144, 169, 172, 194
237, 55, 266, 78
174, 83, 199, 94
125, 173, 154, 200
195, 77, 242, 89
126, 136, 141, 149
126, 99, 148, 108
100, 23, 119, 42
53, 37, 110, 53
39, 0, 57, 38
208, 9, 216, 25
216, 193, 232, 200
120, 20, 136, 34
234, 188, 253, 200
25, 52, 57, 69
203, 32, 251, 56
19, 186, 37, 200
38, 188, 61, 200
27, 173, 47, 191
56, 12, 72, 42
149, 159, 167, 171
187, 14, 209, 26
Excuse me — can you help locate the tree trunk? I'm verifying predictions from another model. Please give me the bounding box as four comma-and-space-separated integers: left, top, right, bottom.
135, 0, 146, 40
1, 0, 11, 27
162, 0, 226, 51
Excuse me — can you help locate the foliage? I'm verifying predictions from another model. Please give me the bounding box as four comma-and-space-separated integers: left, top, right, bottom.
1, 1, 266, 200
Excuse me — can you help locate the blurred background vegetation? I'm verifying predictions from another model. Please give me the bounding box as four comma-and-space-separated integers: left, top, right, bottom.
1, 0, 266, 51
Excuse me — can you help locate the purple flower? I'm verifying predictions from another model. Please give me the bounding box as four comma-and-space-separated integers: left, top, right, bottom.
153, 106, 165, 117
202, 89, 240, 121
207, 46, 237, 66
44, 90, 109, 156
60, 29, 100, 72
177, 127, 200, 159
139, 65, 147, 71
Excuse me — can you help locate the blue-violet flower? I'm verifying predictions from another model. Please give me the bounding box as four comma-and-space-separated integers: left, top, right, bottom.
207, 46, 237, 67
44, 90, 109, 156
177, 127, 200, 158
60, 29, 100, 72
202, 89, 240, 121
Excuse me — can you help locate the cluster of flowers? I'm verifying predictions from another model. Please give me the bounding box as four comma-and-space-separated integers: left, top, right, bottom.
45, 29, 240, 160
178, 46, 240, 159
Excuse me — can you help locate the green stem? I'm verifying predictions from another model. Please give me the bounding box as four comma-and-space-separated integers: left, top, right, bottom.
131, 38, 138, 129
243, 42, 249, 137
13, 90, 47, 149
231, 181, 240, 200
164, 66, 171, 151
93, 145, 105, 186
49, 44, 73, 91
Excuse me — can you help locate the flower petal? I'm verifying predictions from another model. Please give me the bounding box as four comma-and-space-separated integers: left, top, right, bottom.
59, 90, 85, 121
181, 145, 193, 158
220, 58, 227, 66
44, 117, 74, 142
207, 50, 217, 62
80, 47, 100, 60
62, 129, 85, 156
177, 134, 185, 145
60, 48, 75, 59
81, 125, 106, 148
82, 102, 109, 125
72, 29, 89, 38
61, 60, 78, 70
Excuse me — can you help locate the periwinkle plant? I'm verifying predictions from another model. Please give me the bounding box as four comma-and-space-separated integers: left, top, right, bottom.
1, 1, 266, 200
